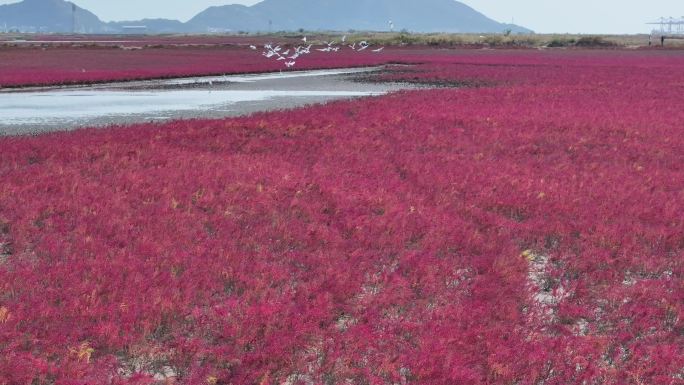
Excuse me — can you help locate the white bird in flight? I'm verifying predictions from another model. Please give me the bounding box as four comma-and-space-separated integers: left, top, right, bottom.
254, 33, 380, 69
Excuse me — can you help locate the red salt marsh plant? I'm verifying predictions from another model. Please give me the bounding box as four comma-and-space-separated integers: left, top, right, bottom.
0, 45, 406, 88
0, 49, 683, 384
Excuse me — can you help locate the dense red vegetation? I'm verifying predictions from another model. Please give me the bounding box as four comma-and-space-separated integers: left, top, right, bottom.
0, 44, 406, 88
1, 49, 683, 384
1, 35, 274, 45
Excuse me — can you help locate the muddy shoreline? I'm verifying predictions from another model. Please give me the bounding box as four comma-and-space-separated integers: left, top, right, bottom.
0, 67, 416, 136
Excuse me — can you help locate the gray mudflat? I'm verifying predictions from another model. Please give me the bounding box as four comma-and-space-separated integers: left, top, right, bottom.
0, 67, 410, 136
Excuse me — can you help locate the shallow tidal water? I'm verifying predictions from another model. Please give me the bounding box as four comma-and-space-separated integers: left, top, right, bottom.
0, 67, 408, 136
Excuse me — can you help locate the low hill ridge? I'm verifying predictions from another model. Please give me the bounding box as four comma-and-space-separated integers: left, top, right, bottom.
0, 0, 532, 34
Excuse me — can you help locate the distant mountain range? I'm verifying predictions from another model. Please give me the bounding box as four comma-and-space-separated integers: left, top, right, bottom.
0, 0, 102, 33
0, 0, 532, 34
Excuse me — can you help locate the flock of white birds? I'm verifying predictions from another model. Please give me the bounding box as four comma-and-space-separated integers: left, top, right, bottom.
249, 35, 385, 68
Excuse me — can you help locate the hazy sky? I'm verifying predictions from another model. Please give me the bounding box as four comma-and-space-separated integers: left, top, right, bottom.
1, 0, 682, 33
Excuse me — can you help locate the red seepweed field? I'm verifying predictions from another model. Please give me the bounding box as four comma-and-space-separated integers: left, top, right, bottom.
1, 46, 684, 384
0, 42, 407, 88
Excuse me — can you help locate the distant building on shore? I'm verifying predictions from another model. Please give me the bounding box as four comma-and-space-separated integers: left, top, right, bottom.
121, 25, 148, 33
